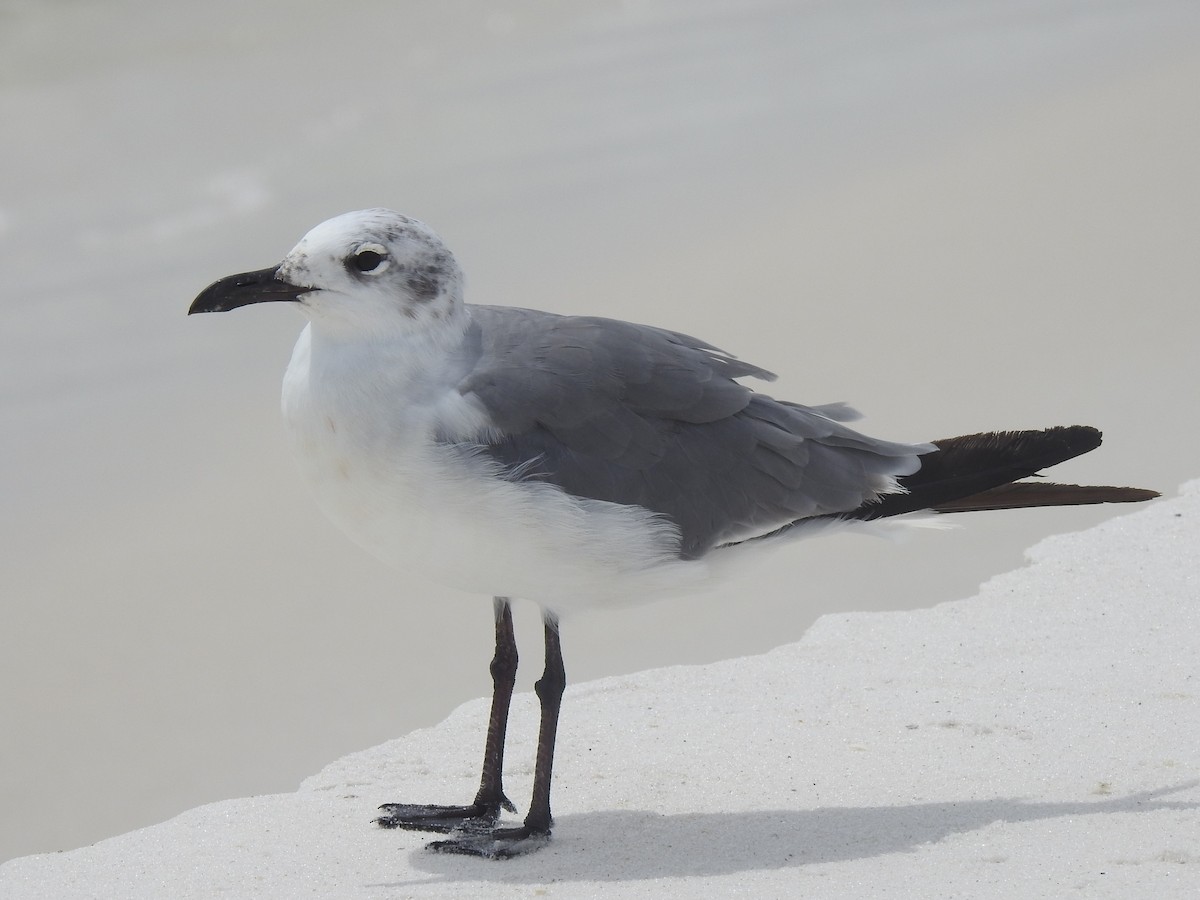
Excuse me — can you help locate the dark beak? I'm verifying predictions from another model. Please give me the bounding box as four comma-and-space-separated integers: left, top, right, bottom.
188, 266, 312, 314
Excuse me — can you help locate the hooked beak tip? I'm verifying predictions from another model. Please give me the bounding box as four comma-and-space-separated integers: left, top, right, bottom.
189, 266, 311, 315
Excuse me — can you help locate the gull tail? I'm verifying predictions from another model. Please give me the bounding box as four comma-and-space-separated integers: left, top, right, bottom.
846, 426, 1158, 521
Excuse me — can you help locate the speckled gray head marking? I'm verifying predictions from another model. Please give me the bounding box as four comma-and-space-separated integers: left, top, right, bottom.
277, 208, 465, 332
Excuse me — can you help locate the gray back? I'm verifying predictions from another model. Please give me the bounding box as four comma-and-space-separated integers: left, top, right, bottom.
455, 306, 925, 558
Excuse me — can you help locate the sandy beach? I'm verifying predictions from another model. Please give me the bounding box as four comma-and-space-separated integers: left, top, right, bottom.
2, 480, 1196, 897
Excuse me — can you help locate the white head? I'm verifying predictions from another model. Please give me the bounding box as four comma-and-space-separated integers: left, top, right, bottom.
190, 209, 466, 339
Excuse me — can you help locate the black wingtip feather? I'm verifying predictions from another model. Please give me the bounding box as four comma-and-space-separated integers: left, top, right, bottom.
843, 426, 1155, 521
922, 426, 1102, 486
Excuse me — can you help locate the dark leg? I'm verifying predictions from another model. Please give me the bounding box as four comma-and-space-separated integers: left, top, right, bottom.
524, 614, 565, 835
376, 597, 519, 832
429, 612, 566, 858
472, 597, 520, 813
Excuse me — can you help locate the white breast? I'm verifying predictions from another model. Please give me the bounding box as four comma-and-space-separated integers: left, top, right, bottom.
280, 325, 703, 615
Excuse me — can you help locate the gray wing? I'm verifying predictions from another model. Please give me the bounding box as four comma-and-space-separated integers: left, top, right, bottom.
455, 305, 927, 558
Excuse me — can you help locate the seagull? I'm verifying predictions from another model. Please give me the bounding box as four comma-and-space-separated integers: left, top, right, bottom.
190, 208, 1156, 858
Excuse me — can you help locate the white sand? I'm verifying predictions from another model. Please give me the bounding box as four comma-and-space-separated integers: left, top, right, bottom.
2, 483, 1196, 898
3, 0, 1199, 865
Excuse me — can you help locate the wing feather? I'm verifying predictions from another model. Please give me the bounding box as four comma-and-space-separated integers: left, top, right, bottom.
454, 305, 926, 557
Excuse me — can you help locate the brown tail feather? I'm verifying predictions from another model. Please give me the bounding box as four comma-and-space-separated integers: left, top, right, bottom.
930, 482, 1160, 513
842, 426, 1158, 521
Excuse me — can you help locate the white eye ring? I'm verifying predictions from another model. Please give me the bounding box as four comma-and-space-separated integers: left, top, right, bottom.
348, 243, 390, 275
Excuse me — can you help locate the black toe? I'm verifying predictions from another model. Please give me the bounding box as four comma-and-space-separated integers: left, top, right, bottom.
426, 824, 551, 859
375, 802, 505, 834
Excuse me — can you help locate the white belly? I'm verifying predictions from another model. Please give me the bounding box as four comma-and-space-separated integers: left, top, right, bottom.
280, 328, 700, 614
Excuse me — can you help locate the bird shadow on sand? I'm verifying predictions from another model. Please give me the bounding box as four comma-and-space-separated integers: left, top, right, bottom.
374, 782, 1197, 887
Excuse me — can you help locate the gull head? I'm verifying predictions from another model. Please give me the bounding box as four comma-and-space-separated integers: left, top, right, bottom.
189, 209, 465, 337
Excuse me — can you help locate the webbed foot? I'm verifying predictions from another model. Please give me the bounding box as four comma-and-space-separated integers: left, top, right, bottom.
427, 823, 551, 859
374, 797, 515, 834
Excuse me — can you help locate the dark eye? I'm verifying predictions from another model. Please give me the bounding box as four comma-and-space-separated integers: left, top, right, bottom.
347, 244, 389, 274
